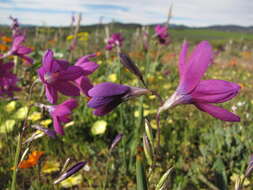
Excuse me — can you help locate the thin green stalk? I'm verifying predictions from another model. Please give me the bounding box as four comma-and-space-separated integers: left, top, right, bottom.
120, 106, 128, 173
129, 96, 143, 169
11, 133, 21, 190
103, 155, 111, 190
10, 79, 39, 190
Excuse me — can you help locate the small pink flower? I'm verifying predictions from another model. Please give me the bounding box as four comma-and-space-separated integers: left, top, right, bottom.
154, 25, 170, 45
105, 33, 124, 50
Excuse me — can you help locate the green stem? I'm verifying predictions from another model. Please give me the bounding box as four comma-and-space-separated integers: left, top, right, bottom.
11, 133, 21, 190
103, 155, 111, 190
10, 79, 39, 190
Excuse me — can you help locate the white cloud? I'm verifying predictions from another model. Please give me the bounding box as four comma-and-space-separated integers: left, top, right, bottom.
0, 0, 252, 26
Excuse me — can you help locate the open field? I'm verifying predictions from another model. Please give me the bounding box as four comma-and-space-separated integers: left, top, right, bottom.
0, 23, 253, 189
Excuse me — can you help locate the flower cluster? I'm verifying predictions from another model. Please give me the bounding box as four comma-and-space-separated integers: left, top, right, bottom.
36, 50, 99, 135
154, 25, 170, 45
105, 33, 124, 50
0, 17, 33, 64
0, 59, 20, 97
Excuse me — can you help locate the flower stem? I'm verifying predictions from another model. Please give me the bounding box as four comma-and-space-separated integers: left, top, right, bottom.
10, 79, 39, 189
156, 113, 161, 151
11, 133, 21, 190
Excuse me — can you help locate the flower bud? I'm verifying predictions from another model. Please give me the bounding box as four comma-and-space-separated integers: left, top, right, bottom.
110, 133, 123, 152
54, 161, 86, 184
119, 53, 145, 86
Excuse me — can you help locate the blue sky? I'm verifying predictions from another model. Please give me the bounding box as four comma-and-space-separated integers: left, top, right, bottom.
0, 0, 252, 26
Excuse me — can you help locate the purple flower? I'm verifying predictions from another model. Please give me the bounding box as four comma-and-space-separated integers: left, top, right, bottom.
54, 161, 86, 184
1, 34, 33, 64
74, 54, 99, 97
154, 25, 170, 45
105, 33, 124, 50
88, 82, 149, 116
9, 16, 22, 37
158, 41, 240, 122
37, 50, 82, 104
49, 98, 78, 135
0, 60, 20, 97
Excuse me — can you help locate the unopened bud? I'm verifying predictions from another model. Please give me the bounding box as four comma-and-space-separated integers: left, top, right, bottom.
54, 161, 86, 184
110, 133, 123, 152
119, 53, 146, 86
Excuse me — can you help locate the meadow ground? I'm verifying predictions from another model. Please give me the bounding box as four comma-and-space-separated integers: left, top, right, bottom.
0, 24, 253, 189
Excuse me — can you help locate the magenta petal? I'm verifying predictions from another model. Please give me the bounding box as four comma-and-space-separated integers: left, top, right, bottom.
45, 85, 58, 104
88, 82, 129, 97
178, 41, 188, 78
43, 49, 54, 72
3, 62, 14, 70
93, 98, 122, 116
52, 59, 69, 71
61, 98, 78, 110
195, 103, 240, 122
179, 41, 213, 94
76, 76, 93, 97
55, 82, 80, 96
17, 46, 32, 54
52, 105, 71, 117
12, 35, 25, 51
53, 116, 64, 135
75, 54, 96, 65
58, 66, 83, 80
59, 115, 71, 123
77, 61, 99, 75
37, 67, 46, 82
191, 80, 240, 103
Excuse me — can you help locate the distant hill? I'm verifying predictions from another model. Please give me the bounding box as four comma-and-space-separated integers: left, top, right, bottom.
1, 22, 253, 33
